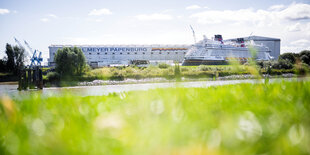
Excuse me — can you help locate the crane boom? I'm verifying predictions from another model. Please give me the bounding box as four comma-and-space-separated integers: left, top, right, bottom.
190, 25, 197, 44
14, 37, 24, 48
24, 40, 35, 55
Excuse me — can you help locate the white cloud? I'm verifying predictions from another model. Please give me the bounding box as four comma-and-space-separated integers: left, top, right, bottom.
135, 13, 173, 21
40, 14, 58, 22
268, 4, 285, 11
0, 9, 10, 15
282, 45, 310, 53
186, 5, 201, 10
287, 23, 301, 32
278, 3, 310, 21
47, 14, 57, 18
88, 8, 112, 16
40, 18, 49, 22
190, 3, 310, 24
190, 8, 262, 24
290, 39, 310, 46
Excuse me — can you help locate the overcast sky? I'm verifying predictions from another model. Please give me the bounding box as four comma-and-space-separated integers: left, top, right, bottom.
1, 0, 310, 63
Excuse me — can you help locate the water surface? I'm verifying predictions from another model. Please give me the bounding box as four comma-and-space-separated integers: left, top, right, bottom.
0, 78, 303, 98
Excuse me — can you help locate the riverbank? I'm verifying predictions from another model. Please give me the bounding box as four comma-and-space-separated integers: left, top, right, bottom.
1, 80, 309, 154
78, 73, 296, 86
44, 65, 299, 87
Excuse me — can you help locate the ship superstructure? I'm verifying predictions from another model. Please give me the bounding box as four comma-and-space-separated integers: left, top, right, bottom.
182, 35, 273, 66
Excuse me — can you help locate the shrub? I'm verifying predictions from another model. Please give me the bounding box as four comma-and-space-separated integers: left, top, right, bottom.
271, 59, 293, 69
294, 63, 309, 75
46, 72, 60, 83
198, 65, 209, 71
158, 63, 170, 69
180, 67, 189, 72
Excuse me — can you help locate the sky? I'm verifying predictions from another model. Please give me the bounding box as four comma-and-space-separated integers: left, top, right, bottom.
1, 0, 310, 64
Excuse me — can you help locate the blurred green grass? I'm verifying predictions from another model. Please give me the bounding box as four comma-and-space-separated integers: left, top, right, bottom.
1, 80, 310, 154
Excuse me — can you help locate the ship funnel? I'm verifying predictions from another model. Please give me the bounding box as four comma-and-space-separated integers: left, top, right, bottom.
214, 35, 223, 41
237, 38, 245, 47
214, 35, 223, 44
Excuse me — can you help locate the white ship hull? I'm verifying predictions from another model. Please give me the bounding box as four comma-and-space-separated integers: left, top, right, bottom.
182, 35, 273, 66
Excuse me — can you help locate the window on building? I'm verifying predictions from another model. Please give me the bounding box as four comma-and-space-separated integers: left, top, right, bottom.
105, 53, 107, 55
143, 52, 145, 54
184, 52, 186, 54
135, 52, 137, 54
127, 52, 130, 54
112, 53, 115, 55
120, 53, 122, 55
151, 52, 153, 54
175, 52, 178, 54
89, 53, 92, 55
167, 52, 170, 54
159, 52, 162, 54
97, 53, 100, 55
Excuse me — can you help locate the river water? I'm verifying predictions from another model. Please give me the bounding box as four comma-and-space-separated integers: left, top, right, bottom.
0, 78, 305, 97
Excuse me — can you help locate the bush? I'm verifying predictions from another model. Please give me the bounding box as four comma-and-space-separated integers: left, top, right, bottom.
158, 63, 170, 69
198, 65, 209, 71
46, 72, 60, 83
294, 63, 309, 75
271, 59, 293, 69
180, 67, 189, 72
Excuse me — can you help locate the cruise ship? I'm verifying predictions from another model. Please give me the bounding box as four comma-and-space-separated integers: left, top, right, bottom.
182, 35, 274, 66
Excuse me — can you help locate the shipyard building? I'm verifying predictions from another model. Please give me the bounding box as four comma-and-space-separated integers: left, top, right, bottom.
227, 36, 281, 59
48, 36, 280, 67
48, 45, 189, 67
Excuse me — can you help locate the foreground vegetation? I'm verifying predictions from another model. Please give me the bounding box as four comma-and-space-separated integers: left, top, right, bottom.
1, 80, 310, 154
45, 64, 304, 85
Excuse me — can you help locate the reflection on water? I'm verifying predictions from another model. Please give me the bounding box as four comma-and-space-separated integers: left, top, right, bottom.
0, 78, 305, 97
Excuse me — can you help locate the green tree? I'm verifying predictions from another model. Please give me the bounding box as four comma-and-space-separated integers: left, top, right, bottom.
3, 44, 26, 75
0, 58, 7, 72
12, 46, 26, 75
74, 47, 86, 75
299, 50, 310, 65
5, 44, 15, 73
54, 47, 87, 77
278, 52, 298, 64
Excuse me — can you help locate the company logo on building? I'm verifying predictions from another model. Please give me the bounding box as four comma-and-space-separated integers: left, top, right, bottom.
152, 48, 188, 51
83, 47, 147, 52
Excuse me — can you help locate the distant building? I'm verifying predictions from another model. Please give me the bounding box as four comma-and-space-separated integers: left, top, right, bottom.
48, 45, 189, 67
227, 36, 281, 59
48, 36, 280, 67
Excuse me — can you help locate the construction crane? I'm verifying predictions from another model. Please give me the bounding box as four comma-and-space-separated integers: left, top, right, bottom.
24, 40, 38, 66
14, 37, 44, 90
14, 38, 43, 67
190, 25, 197, 44
37, 52, 43, 66
24, 40, 43, 67
14, 37, 32, 66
